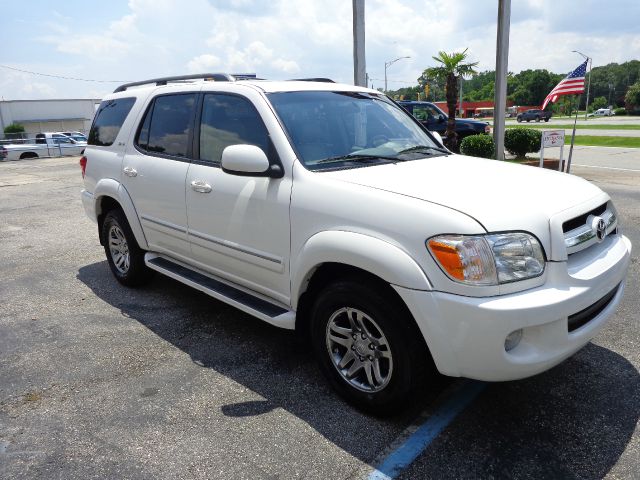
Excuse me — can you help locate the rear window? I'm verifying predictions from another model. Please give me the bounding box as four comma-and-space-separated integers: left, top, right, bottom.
88, 97, 136, 146
136, 93, 196, 158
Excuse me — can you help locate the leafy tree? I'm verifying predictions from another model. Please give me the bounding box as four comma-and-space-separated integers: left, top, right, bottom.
625, 81, 640, 111
4, 123, 25, 134
423, 49, 478, 151
590, 96, 607, 111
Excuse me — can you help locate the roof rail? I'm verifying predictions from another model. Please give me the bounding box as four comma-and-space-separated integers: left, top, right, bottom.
113, 73, 241, 93
289, 78, 335, 83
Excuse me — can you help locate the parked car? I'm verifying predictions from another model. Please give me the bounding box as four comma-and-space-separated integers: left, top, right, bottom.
398, 101, 491, 140
60, 131, 88, 143
588, 108, 614, 117
517, 109, 552, 122
2, 132, 85, 160
80, 74, 631, 414
0, 144, 7, 160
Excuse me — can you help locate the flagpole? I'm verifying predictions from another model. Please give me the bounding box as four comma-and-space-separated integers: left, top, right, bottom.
566, 94, 581, 173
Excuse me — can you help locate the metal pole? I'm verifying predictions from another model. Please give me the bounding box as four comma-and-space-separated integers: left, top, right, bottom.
493, 0, 511, 160
352, 0, 366, 87
566, 95, 581, 173
384, 65, 388, 92
584, 56, 592, 120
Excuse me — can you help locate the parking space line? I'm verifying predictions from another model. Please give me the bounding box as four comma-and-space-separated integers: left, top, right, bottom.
573, 164, 640, 172
367, 380, 486, 480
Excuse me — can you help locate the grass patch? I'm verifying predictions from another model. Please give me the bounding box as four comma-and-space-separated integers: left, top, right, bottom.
572, 136, 640, 148
505, 123, 640, 130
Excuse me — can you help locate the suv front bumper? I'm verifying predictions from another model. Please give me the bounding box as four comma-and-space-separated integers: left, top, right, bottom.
394, 234, 631, 381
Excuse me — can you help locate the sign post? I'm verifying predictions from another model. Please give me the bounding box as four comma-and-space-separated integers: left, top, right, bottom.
540, 130, 566, 171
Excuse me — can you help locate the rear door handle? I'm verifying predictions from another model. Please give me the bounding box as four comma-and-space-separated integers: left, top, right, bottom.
190, 180, 212, 193
123, 166, 137, 177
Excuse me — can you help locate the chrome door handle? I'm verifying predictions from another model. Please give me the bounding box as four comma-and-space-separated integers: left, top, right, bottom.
123, 166, 137, 177
190, 180, 212, 193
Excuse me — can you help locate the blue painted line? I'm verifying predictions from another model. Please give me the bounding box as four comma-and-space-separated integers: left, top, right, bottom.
368, 380, 486, 480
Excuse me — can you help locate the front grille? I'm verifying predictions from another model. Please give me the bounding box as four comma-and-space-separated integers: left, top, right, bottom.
563, 203, 607, 233
563, 202, 617, 256
567, 284, 620, 332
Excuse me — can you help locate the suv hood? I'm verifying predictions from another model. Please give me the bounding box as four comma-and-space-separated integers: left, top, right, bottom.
322, 155, 603, 232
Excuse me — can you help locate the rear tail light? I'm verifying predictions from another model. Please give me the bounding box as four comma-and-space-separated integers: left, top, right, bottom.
79, 155, 87, 178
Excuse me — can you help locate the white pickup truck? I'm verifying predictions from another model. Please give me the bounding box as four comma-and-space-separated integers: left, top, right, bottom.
2, 132, 86, 160
80, 74, 631, 414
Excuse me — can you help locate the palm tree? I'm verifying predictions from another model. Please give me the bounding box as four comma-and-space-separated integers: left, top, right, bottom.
424, 49, 478, 151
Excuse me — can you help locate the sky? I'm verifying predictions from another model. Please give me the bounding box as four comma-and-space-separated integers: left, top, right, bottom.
1, 0, 639, 100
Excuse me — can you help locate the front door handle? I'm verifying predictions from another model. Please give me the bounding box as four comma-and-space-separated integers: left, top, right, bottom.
123, 166, 137, 177
190, 180, 212, 193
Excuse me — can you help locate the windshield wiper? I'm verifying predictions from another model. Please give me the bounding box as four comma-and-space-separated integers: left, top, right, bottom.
398, 145, 449, 155
314, 153, 400, 165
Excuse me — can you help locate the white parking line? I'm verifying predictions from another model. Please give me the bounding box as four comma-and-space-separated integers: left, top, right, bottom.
366, 381, 485, 479
573, 164, 640, 172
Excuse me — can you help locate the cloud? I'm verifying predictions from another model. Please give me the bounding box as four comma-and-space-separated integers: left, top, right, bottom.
187, 54, 222, 73
4, 0, 638, 100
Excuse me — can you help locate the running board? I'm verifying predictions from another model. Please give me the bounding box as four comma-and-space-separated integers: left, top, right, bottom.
144, 254, 295, 329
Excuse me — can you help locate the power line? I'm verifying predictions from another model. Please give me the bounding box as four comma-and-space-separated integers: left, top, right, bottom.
0, 64, 131, 83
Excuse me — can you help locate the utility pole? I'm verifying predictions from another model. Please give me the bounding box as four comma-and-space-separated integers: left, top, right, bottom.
352, 0, 366, 87
493, 0, 511, 160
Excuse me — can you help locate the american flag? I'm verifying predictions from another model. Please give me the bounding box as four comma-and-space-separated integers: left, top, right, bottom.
541, 60, 588, 110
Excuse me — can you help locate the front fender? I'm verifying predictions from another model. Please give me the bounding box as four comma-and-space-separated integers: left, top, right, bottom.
291, 231, 432, 309
94, 178, 149, 250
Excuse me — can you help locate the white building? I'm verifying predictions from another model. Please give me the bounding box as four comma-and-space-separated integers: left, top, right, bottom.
0, 99, 100, 135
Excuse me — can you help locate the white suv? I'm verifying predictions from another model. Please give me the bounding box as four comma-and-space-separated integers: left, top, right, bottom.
81, 74, 631, 414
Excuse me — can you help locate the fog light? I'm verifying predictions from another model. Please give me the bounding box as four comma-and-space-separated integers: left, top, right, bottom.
504, 329, 523, 352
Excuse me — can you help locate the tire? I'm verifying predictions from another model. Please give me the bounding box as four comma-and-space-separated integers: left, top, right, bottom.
535, 116, 540, 122
517, 117, 522, 123
544, 118, 550, 122
101, 209, 153, 287
310, 278, 434, 415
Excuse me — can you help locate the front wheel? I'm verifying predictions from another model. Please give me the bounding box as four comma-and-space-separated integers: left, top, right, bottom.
544, 118, 550, 122
310, 279, 434, 415
102, 209, 153, 287
517, 117, 522, 123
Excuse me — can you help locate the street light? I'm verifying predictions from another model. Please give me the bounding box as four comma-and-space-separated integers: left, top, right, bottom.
384, 56, 410, 92
572, 50, 592, 120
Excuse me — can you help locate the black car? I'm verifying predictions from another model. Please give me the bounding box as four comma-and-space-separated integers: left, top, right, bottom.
516, 109, 552, 122
398, 101, 491, 140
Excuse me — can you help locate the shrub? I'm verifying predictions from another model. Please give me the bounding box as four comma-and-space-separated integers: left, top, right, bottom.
504, 128, 541, 158
613, 107, 626, 116
4, 123, 25, 134
460, 134, 494, 159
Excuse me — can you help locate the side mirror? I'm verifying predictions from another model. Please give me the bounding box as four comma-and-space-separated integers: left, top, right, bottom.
221, 144, 281, 178
431, 131, 445, 147
438, 114, 446, 123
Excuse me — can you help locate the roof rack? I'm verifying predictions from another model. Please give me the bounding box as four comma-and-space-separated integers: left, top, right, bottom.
113, 73, 258, 93
289, 78, 335, 83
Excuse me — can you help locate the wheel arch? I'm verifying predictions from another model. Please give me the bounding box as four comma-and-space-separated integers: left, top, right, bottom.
94, 178, 149, 250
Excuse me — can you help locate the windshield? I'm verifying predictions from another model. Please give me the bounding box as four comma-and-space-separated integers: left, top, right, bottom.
268, 91, 446, 170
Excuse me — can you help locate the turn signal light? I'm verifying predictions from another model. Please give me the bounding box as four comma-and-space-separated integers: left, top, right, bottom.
79, 155, 87, 178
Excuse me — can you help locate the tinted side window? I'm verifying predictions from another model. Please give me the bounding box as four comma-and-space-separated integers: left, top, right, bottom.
147, 94, 196, 158
199, 94, 269, 163
88, 97, 136, 146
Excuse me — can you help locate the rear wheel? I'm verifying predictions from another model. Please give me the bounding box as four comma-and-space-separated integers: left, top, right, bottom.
102, 209, 153, 287
19, 152, 38, 159
517, 117, 522, 123
310, 278, 434, 415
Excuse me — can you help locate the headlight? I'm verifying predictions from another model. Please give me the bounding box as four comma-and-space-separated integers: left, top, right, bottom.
427, 232, 545, 286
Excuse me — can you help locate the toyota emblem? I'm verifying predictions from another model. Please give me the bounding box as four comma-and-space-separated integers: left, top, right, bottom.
591, 216, 608, 242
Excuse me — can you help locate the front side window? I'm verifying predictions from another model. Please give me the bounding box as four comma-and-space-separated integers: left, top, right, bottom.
145, 94, 196, 158
89, 97, 136, 146
199, 94, 269, 163
268, 91, 444, 170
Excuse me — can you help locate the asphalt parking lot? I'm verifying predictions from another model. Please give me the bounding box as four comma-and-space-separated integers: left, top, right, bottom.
1, 153, 639, 479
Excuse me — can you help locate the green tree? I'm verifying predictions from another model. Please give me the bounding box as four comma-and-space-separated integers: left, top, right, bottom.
625, 81, 640, 111
590, 96, 607, 111
4, 123, 25, 134
423, 49, 478, 151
